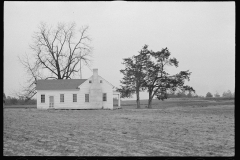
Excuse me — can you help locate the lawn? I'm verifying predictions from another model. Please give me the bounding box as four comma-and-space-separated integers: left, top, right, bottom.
120, 97, 234, 109
4, 99, 234, 156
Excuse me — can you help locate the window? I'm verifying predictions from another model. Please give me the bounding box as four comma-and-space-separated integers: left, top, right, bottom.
41, 94, 45, 103
103, 93, 107, 101
60, 94, 64, 102
73, 94, 77, 102
85, 94, 89, 102
100, 80, 102, 83
89, 80, 92, 83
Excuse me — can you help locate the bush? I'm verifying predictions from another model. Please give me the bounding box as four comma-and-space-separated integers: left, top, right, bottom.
206, 92, 213, 98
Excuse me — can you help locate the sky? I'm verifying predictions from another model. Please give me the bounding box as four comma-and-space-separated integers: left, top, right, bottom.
4, 2, 235, 100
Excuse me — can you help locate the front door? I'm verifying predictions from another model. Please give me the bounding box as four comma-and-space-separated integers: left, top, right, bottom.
49, 96, 54, 108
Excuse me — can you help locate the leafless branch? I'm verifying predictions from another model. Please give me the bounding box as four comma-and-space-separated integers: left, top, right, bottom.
18, 22, 93, 99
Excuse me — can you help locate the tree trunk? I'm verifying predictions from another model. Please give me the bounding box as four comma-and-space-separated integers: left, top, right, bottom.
148, 91, 153, 108
148, 98, 153, 108
136, 89, 140, 109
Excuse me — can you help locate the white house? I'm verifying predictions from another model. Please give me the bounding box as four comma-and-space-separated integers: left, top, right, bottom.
36, 69, 121, 110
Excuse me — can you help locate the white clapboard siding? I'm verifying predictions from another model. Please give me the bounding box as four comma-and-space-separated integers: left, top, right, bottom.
99, 76, 114, 109
79, 75, 114, 109
37, 75, 114, 109
37, 90, 81, 109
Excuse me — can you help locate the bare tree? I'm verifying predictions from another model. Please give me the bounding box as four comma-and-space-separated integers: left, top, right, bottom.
18, 22, 92, 100
18, 54, 40, 100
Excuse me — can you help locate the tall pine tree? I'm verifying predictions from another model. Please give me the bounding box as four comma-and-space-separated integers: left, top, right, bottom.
117, 45, 150, 108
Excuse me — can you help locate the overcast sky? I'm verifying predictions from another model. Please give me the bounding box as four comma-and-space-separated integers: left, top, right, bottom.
4, 2, 235, 100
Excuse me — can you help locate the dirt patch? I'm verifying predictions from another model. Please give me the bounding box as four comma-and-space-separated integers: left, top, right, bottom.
4, 105, 234, 156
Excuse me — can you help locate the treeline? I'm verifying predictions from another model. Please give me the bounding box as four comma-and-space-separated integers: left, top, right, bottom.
165, 90, 235, 99
205, 90, 234, 98
3, 95, 36, 105
167, 91, 198, 98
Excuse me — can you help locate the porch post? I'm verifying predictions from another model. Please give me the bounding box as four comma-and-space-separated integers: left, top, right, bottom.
118, 94, 121, 107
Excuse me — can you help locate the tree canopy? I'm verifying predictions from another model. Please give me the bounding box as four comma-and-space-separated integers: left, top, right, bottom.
118, 45, 195, 108
117, 45, 150, 108
206, 92, 213, 98
222, 90, 233, 98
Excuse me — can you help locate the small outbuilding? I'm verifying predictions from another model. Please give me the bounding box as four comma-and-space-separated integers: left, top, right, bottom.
36, 69, 121, 110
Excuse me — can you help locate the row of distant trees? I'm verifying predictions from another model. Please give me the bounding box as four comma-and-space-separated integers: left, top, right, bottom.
206, 90, 235, 98
3, 93, 36, 105
167, 91, 198, 98
167, 90, 235, 98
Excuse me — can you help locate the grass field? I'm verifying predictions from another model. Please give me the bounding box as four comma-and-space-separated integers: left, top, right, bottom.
120, 97, 234, 109
4, 99, 234, 156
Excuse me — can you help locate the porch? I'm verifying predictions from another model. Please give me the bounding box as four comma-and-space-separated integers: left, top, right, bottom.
113, 91, 121, 109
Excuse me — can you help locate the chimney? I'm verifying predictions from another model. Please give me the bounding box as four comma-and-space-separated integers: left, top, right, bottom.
93, 68, 98, 82
90, 68, 102, 109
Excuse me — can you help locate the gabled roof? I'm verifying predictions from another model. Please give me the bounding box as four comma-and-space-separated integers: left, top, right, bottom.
98, 75, 115, 88
36, 79, 87, 90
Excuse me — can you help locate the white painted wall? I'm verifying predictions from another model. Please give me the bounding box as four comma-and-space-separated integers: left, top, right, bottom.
37, 75, 114, 109
99, 76, 114, 109
37, 90, 86, 109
